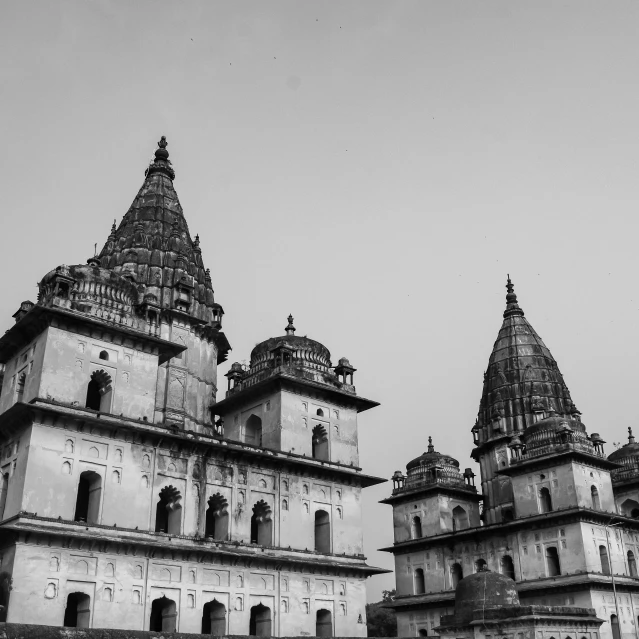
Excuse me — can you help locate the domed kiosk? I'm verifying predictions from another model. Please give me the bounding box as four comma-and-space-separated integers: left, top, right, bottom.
437, 568, 602, 639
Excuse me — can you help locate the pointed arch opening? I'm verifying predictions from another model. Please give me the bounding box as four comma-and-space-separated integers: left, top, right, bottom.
452, 506, 469, 531
202, 599, 226, 635
15, 372, 25, 403
450, 563, 463, 588
205, 493, 229, 540
591, 486, 601, 510
622, 499, 639, 519
150, 596, 177, 632
315, 509, 331, 553
600, 545, 611, 575
316, 609, 333, 637
312, 424, 329, 460
411, 515, 422, 539
74, 470, 102, 524
244, 415, 262, 446
474, 558, 487, 572
155, 485, 182, 535
63, 592, 91, 628
414, 568, 425, 594
539, 487, 553, 513
629, 550, 637, 577
251, 500, 272, 545
611, 614, 621, 639
249, 603, 271, 636
500, 555, 516, 580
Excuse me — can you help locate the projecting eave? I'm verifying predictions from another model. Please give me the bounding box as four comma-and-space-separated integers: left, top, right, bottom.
0, 304, 185, 364
213, 371, 379, 415
0, 400, 386, 488
497, 449, 619, 476
379, 484, 483, 505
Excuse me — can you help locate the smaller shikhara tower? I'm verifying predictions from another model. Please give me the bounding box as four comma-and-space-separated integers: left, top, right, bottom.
382, 279, 639, 639
0, 138, 385, 634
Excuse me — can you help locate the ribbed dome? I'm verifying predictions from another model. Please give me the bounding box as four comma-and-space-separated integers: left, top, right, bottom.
454, 570, 519, 624
97, 137, 219, 324
524, 414, 588, 437
476, 278, 578, 433
250, 335, 332, 374
609, 428, 639, 463
39, 263, 139, 312
406, 437, 460, 471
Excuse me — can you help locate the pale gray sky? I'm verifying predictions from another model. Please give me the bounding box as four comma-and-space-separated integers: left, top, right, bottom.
2, 0, 639, 601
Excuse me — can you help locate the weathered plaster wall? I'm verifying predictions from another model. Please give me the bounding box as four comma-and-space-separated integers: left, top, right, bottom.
6, 542, 368, 635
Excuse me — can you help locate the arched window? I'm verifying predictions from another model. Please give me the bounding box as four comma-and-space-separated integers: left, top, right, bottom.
600, 545, 611, 575
453, 506, 469, 531
249, 603, 272, 636
155, 485, 182, 535
251, 500, 273, 546
591, 486, 601, 510
450, 563, 463, 588
502, 508, 514, 522
85, 370, 113, 413
98, 350, 109, 361
15, 373, 25, 403
414, 568, 425, 594
63, 592, 91, 628
621, 499, 639, 518
74, 471, 102, 524
628, 551, 637, 577
611, 614, 621, 639
150, 596, 177, 632
202, 599, 226, 635
475, 558, 487, 572
0, 474, 9, 520
316, 609, 333, 637
312, 424, 329, 460
500, 555, 516, 580
546, 546, 561, 576
205, 493, 229, 540
316, 408, 324, 417
411, 516, 422, 539
245, 415, 262, 446
539, 487, 552, 513
315, 510, 330, 553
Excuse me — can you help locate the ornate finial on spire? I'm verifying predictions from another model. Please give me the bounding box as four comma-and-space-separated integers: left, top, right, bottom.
629, 427, 635, 444
145, 135, 175, 180
204, 268, 211, 282
110, 220, 116, 234
193, 234, 200, 249
427, 436, 434, 453
503, 275, 524, 318
285, 314, 296, 336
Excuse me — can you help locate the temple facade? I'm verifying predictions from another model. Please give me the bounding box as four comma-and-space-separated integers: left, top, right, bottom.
0, 138, 385, 634
383, 280, 639, 639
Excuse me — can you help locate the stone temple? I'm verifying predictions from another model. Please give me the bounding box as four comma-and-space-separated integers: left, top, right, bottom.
0, 138, 386, 633
382, 279, 639, 639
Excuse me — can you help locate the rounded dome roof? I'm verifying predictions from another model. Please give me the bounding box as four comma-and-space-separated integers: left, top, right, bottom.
455, 570, 519, 624
524, 414, 587, 438
406, 437, 460, 471
250, 335, 331, 364
609, 428, 639, 462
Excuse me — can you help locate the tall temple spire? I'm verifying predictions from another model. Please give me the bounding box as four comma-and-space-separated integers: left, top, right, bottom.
97, 136, 218, 324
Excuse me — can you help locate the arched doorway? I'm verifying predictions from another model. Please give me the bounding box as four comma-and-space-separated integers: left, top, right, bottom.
245, 415, 262, 446
611, 614, 621, 639
74, 471, 102, 524
539, 487, 553, 513
450, 563, 463, 588
315, 510, 330, 553
546, 547, 560, 576
414, 568, 425, 594
600, 545, 611, 575
452, 506, 469, 530
202, 599, 226, 635
629, 551, 638, 577
316, 609, 333, 637
475, 558, 487, 572
249, 603, 271, 636
312, 425, 329, 460
63, 592, 91, 628
205, 493, 229, 540
251, 500, 273, 545
411, 516, 422, 538
500, 555, 515, 580
591, 486, 601, 510
85, 370, 112, 412
0, 473, 9, 520
150, 596, 177, 632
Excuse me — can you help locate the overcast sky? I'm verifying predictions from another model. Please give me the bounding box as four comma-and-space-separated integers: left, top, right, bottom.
2, 1, 639, 601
